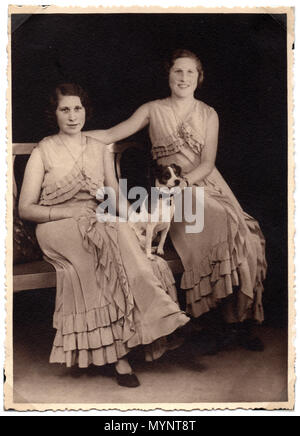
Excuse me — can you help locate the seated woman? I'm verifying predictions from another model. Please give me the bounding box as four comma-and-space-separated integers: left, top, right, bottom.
86, 49, 267, 350
18, 83, 190, 388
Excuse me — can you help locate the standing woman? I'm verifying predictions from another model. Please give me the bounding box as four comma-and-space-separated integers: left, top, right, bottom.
86, 49, 267, 349
18, 83, 190, 388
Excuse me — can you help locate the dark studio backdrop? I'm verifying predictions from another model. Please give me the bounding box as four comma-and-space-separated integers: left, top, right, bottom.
12, 13, 288, 327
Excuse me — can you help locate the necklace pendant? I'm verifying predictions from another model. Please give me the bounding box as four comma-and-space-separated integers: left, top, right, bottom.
178, 123, 188, 139
178, 124, 184, 137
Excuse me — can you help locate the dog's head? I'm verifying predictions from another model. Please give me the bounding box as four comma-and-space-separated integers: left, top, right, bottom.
154, 164, 182, 189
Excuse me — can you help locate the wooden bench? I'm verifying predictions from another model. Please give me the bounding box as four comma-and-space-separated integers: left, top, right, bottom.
13, 141, 183, 293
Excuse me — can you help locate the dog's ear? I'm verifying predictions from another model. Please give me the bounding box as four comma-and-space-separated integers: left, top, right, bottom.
153, 164, 165, 180
171, 163, 182, 177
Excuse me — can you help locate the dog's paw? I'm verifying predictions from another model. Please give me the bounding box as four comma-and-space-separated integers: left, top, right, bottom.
156, 247, 165, 256
147, 253, 156, 261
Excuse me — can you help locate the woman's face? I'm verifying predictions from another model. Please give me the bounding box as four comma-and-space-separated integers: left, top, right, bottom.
56, 95, 86, 136
169, 57, 199, 98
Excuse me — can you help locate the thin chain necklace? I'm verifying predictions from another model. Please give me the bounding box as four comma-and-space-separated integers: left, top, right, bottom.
170, 98, 196, 138
58, 134, 87, 179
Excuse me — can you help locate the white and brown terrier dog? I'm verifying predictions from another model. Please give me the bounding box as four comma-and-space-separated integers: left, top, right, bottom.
129, 163, 182, 260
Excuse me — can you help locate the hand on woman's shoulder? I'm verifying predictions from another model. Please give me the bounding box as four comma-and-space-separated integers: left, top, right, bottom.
81, 132, 105, 144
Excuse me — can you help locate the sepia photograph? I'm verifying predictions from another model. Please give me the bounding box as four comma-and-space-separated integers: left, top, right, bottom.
4, 5, 294, 411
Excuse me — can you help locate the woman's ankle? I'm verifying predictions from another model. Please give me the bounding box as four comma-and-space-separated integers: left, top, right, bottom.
115, 358, 133, 375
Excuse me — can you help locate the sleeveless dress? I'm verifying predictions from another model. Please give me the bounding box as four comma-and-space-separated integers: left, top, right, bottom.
35, 134, 189, 368
148, 98, 267, 323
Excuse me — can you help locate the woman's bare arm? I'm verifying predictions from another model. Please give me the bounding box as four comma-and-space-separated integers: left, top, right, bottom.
18, 148, 74, 223
184, 109, 219, 186
85, 103, 150, 144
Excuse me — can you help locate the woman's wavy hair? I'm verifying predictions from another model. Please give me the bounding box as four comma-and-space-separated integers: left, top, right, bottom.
165, 49, 204, 88
45, 83, 93, 129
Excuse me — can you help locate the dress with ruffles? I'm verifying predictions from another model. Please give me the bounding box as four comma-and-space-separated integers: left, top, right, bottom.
148, 98, 267, 323
35, 134, 189, 368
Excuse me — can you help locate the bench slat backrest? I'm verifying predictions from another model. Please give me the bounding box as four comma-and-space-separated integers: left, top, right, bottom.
13, 143, 37, 155
12, 141, 140, 156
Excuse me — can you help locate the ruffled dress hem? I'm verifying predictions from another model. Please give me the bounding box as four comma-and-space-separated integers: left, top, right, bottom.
48, 216, 189, 368
180, 224, 266, 323
49, 303, 189, 368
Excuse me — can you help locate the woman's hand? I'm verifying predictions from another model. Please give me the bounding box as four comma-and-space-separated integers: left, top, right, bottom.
178, 177, 189, 190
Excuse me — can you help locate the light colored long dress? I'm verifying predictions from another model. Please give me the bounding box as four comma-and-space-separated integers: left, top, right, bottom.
148, 98, 267, 323
35, 134, 189, 368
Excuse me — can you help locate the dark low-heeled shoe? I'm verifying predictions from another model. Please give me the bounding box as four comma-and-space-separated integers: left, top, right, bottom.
115, 370, 140, 388
167, 333, 185, 351
239, 335, 265, 352
216, 328, 239, 352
